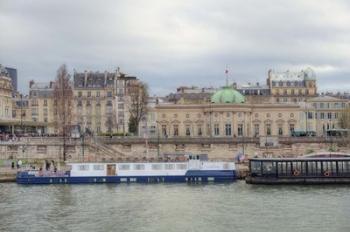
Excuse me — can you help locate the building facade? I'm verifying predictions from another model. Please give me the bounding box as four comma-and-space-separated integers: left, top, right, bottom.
5, 66, 17, 95
28, 81, 55, 133
153, 87, 302, 139
73, 69, 139, 135
267, 68, 317, 103
0, 65, 13, 122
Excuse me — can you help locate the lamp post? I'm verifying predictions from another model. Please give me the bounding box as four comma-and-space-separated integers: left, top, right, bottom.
20, 94, 23, 135
156, 121, 161, 158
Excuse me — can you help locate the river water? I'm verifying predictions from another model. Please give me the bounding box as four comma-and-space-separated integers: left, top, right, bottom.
0, 181, 349, 232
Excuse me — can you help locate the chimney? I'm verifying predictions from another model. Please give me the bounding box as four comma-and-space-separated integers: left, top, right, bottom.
29, 80, 34, 88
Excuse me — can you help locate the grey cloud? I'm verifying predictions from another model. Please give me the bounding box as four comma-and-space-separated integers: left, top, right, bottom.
0, 0, 349, 94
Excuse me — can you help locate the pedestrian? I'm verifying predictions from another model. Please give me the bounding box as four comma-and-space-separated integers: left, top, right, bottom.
11, 161, 15, 169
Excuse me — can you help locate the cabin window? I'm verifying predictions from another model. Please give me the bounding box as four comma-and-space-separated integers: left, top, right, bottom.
152, 164, 162, 170
119, 164, 130, 170
165, 164, 175, 170
78, 165, 89, 171
176, 164, 187, 170
134, 164, 145, 170
223, 163, 230, 169
93, 165, 104, 171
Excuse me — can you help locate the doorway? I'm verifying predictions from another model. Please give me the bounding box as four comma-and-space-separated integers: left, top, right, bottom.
107, 164, 116, 176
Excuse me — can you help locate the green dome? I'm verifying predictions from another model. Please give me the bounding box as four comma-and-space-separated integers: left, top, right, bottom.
211, 86, 245, 104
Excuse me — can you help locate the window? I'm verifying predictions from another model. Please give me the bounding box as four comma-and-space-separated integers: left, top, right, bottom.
214, 124, 220, 136
93, 165, 104, 170
152, 164, 162, 170
185, 125, 191, 136
266, 124, 271, 136
238, 124, 243, 136
162, 125, 167, 136
320, 113, 325, 119
78, 165, 89, 171
87, 91, 91, 97
173, 125, 179, 136
289, 124, 295, 134
107, 91, 112, 97
254, 124, 259, 137
119, 164, 130, 170
278, 125, 283, 136
176, 164, 187, 170
327, 112, 332, 119
134, 164, 145, 170
308, 112, 313, 119
44, 99, 47, 106
225, 124, 232, 136
165, 164, 175, 170
197, 125, 203, 136
118, 103, 124, 109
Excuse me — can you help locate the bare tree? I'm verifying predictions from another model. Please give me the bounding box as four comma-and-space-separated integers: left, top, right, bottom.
339, 107, 350, 129
128, 81, 148, 135
53, 64, 73, 161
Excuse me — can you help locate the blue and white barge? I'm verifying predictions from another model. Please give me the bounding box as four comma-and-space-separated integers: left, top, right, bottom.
16, 159, 236, 184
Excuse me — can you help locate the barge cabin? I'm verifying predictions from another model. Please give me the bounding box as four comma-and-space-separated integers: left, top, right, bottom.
246, 157, 350, 184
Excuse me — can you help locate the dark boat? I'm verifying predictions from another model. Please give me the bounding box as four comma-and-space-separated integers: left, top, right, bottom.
246, 153, 350, 184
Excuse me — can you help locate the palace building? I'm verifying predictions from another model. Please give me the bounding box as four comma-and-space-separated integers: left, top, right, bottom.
153, 86, 302, 138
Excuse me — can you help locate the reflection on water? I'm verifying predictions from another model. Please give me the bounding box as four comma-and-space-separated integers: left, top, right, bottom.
0, 182, 350, 232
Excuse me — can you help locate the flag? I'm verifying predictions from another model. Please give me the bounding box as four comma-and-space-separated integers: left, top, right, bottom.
225, 69, 228, 74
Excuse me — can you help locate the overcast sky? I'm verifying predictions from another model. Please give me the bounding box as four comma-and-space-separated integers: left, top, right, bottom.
1, 0, 350, 95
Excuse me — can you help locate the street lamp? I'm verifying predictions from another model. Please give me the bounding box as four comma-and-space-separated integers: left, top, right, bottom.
20, 94, 24, 135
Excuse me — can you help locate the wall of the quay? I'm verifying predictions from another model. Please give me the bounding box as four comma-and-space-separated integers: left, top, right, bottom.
1, 137, 348, 165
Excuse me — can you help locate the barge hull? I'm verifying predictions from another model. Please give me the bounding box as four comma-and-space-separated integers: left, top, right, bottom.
17, 171, 235, 184
246, 176, 350, 185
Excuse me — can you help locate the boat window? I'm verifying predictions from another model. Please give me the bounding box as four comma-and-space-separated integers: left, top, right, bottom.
165, 164, 175, 170
134, 164, 145, 170
176, 164, 187, 170
93, 164, 104, 171
250, 161, 261, 175
262, 162, 276, 175
223, 163, 230, 169
119, 164, 130, 170
151, 164, 162, 170
78, 165, 89, 171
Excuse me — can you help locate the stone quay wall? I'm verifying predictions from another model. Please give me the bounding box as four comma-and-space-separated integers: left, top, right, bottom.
0, 137, 349, 165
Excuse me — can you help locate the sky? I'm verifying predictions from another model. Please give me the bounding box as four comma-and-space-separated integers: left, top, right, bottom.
1, 0, 350, 95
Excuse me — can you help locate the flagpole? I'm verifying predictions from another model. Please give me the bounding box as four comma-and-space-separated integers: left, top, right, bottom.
225, 65, 229, 86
